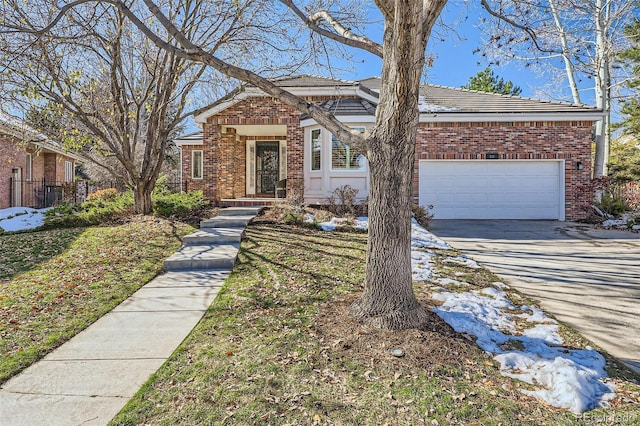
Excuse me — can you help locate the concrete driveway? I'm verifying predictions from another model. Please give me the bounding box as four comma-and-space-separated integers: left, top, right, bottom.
429, 220, 640, 373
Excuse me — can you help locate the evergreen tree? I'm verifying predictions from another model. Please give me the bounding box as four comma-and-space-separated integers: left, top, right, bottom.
462, 68, 522, 96
620, 19, 640, 138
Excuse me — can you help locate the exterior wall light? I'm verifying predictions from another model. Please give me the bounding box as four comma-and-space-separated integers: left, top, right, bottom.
576, 161, 584, 170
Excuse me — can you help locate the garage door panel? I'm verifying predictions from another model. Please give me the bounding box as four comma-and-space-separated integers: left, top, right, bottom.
419, 160, 563, 220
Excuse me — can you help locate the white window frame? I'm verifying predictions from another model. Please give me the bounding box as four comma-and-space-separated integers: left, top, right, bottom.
25, 153, 33, 181
64, 161, 73, 183
192, 150, 203, 179
310, 129, 322, 171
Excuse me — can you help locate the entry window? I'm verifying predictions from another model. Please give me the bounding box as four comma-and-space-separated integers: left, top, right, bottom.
192, 150, 203, 179
331, 128, 366, 171
64, 161, 73, 182
311, 129, 321, 171
26, 153, 32, 181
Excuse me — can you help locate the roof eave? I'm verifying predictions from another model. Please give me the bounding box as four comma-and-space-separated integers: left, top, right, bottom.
32, 140, 86, 163
194, 84, 367, 124
174, 138, 204, 146
300, 115, 377, 127
418, 111, 604, 123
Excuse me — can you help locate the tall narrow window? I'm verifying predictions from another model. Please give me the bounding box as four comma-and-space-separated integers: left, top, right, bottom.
64, 161, 73, 182
331, 128, 366, 171
311, 129, 321, 170
192, 150, 203, 179
25, 153, 32, 181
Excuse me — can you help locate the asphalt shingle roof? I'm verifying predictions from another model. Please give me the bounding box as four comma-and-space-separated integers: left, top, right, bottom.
300, 98, 377, 119
359, 77, 598, 114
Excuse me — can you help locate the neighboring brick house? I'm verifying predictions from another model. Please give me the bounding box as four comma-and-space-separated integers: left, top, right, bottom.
177, 76, 603, 221
1, 111, 84, 209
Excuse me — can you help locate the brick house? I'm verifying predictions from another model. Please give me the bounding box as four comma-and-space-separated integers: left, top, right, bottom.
176, 76, 603, 221
1, 111, 84, 209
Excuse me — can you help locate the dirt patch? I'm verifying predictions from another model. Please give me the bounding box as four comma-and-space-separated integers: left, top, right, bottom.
314, 293, 487, 376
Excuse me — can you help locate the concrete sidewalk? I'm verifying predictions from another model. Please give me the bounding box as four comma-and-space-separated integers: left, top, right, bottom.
0, 207, 261, 425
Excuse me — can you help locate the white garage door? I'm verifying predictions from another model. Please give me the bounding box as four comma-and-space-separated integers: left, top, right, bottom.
418, 160, 564, 220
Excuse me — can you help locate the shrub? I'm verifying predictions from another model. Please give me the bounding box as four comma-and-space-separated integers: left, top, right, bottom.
595, 193, 630, 216
326, 185, 359, 217
152, 191, 210, 218
86, 188, 118, 202
153, 175, 172, 197
283, 212, 303, 225
592, 177, 632, 216
43, 192, 134, 228
412, 204, 434, 229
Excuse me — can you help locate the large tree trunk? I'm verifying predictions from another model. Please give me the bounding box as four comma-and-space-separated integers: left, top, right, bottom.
350, 0, 446, 329
133, 181, 154, 215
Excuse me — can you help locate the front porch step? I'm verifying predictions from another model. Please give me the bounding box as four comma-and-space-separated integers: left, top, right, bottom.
163, 243, 241, 271
200, 215, 255, 228
182, 228, 244, 245
219, 207, 264, 216
220, 199, 275, 208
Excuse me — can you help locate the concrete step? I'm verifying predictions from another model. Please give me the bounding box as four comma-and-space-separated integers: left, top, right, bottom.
163, 243, 240, 271
219, 207, 264, 216
182, 228, 244, 245
200, 215, 255, 228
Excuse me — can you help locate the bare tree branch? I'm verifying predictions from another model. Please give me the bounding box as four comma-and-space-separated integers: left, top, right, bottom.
280, 0, 383, 57
480, 0, 557, 54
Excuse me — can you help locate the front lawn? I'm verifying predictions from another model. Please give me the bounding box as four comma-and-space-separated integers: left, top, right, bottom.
0, 217, 194, 383
111, 223, 640, 425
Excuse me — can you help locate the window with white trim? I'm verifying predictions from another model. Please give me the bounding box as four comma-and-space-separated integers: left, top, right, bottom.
311, 129, 321, 171
25, 153, 33, 181
192, 150, 203, 179
64, 161, 73, 183
331, 128, 366, 171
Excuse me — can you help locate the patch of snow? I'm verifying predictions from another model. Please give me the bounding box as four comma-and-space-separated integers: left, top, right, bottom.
518, 305, 556, 324
0, 207, 48, 232
418, 96, 460, 113
304, 213, 314, 224
433, 277, 469, 287
602, 216, 628, 228
411, 250, 435, 281
411, 220, 450, 250
433, 288, 615, 413
354, 217, 369, 230
493, 281, 509, 289
317, 219, 338, 231
601, 214, 640, 231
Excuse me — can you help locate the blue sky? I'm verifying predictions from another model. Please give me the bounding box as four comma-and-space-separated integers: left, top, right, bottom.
333, 1, 589, 103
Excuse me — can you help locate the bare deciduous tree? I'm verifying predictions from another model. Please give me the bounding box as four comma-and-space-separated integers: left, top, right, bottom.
479, 0, 635, 177
2, 0, 449, 329
0, 0, 291, 213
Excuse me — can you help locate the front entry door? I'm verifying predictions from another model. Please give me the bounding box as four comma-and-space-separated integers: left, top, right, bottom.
255, 142, 280, 196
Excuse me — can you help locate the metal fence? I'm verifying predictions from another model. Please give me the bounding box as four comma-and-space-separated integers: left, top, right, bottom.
8, 179, 187, 209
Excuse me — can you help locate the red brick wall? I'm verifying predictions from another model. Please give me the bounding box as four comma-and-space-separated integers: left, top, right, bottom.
180, 145, 206, 192
414, 121, 594, 220
200, 96, 594, 220
1, 135, 78, 208
0, 137, 27, 209
203, 96, 333, 202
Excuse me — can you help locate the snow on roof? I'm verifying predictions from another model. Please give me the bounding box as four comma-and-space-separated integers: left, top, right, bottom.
418, 96, 460, 113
